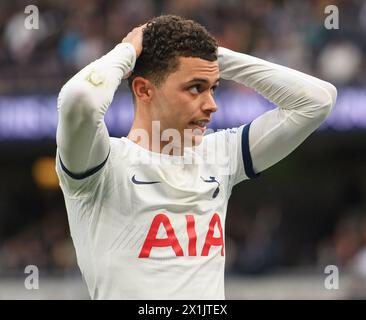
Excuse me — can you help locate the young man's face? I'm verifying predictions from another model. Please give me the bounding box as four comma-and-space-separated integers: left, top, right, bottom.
151, 56, 219, 148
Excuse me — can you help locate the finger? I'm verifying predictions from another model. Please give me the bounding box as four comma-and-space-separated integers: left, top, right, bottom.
136, 23, 148, 31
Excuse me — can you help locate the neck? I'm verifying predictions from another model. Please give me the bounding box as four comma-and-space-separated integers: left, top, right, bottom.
127, 118, 184, 156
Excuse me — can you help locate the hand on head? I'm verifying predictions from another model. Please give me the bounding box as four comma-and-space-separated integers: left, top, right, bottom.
122, 23, 147, 58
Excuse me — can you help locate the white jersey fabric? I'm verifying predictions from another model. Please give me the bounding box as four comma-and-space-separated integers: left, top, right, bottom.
55, 42, 337, 299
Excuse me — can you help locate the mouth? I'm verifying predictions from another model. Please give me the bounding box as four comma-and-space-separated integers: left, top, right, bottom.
188, 119, 209, 133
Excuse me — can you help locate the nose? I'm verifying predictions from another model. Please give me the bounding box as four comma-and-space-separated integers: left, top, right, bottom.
201, 92, 218, 114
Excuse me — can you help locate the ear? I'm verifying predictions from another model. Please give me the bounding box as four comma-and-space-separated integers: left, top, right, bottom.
131, 77, 154, 103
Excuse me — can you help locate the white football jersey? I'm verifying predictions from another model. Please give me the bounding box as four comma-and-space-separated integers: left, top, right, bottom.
55, 43, 336, 299
56, 124, 256, 299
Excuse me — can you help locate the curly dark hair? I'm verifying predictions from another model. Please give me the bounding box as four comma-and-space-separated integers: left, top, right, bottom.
127, 15, 218, 92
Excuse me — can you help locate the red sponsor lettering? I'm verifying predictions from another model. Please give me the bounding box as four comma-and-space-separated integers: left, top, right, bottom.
138, 213, 184, 258
139, 213, 224, 258
201, 213, 224, 256
186, 215, 197, 256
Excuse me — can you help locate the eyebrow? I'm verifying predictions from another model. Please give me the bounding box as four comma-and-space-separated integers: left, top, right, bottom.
185, 77, 220, 85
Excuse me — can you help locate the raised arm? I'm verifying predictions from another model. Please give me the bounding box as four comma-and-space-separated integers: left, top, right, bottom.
56, 25, 144, 175
218, 47, 337, 174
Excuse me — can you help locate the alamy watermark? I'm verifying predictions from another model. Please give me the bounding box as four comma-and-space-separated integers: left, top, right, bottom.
119, 122, 237, 176
24, 5, 39, 30
324, 264, 339, 290
24, 265, 39, 290
324, 5, 339, 30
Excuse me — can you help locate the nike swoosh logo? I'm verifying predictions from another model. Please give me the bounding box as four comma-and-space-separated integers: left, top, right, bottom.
131, 174, 161, 185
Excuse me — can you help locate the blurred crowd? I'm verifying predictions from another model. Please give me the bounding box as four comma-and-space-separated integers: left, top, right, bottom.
0, 208, 77, 275
1, 0, 366, 94
226, 201, 366, 270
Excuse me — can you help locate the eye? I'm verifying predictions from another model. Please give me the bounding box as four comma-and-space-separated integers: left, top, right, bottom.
188, 84, 218, 95
189, 85, 200, 94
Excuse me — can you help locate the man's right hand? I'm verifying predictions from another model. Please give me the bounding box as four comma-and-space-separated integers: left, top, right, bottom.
122, 24, 146, 58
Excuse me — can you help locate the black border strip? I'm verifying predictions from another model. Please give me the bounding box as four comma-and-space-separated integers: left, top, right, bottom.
241, 123, 260, 179
59, 150, 110, 180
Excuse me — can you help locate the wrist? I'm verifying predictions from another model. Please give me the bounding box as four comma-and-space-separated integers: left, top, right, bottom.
115, 42, 137, 74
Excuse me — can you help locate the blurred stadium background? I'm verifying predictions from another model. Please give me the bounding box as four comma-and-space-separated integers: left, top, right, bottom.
1, 0, 366, 299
